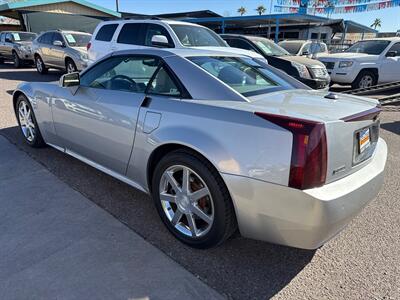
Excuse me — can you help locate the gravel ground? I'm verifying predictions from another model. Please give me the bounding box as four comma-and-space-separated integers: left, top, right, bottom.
1, 64, 399, 300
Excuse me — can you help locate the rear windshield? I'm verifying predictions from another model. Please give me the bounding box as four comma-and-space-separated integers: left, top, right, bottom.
10, 32, 37, 42
345, 40, 390, 55
279, 41, 302, 55
170, 24, 226, 47
63, 33, 91, 47
189, 56, 279, 96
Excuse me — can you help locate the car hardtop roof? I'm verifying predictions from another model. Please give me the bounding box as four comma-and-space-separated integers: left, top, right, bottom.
221, 34, 274, 42
99, 18, 203, 27
2, 31, 36, 34
361, 37, 400, 42
109, 47, 249, 59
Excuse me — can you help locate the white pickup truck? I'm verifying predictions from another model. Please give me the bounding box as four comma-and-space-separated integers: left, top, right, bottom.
318, 38, 400, 89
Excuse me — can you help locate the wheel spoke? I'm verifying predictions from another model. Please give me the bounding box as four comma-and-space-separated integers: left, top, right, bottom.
182, 167, 190, 194
28, 127, 34, 139
190, 187, 209, 202
191, 205, 213, 224
165, 171, 181, 193
160, 192, 176, 204
171, 210, 183, 225
186, 213, 197, 237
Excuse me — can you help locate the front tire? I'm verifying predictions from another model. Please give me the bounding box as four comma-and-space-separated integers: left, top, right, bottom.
66, 58, 77, 73
352, 70, 377, 89
35, 55, 48, 74
152, 149, 237, 249
16, 95, 46, 148
13, 51, 21, 68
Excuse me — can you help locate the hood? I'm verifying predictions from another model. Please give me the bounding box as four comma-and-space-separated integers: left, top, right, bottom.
15, 41, 33, 47
200, 89, 378, 123
318, 52, 379, 61
279, 55, 325, 67
72, 46, 88, 53
194, 46, 264, 59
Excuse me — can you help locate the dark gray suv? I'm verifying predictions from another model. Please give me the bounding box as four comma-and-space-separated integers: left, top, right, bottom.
0, 31, 37, 67
32, 30, 91, 74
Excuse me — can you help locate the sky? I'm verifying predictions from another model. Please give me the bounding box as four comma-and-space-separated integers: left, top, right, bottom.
92, 0, 400, 32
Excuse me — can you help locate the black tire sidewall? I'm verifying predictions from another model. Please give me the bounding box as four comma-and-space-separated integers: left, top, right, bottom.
35, 55, 47, 74
66, 59, 77, 73
16, 95, 45, 147
353, 71, 377, 89
13, 52, 20, 68
152, 151, 234, 248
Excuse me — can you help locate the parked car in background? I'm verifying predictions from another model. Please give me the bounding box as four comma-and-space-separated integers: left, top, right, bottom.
0, 31, 37, 67
279, 40, 329, 59
318, 38, 400, 89
87, 19, 265, 64
13, 47, 387, 249
32, 30, 91, 74
221, 34, 330, 89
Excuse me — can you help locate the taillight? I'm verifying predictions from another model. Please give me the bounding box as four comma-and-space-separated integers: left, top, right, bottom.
87, 42, 91, 51
255, 112, 327, 190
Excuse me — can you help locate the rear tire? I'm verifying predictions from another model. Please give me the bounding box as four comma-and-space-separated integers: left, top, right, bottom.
15, 94, 46, 148
352, 70, 377, 90
13, 51, 21, 68
152, 149, 237, 249
35, 55, 48, 74
66, 58, 77, 73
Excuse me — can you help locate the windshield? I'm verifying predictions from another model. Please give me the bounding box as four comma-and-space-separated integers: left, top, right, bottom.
11, 32, 37, 42
189, 56, 279, 96
170, 24, 226, 47
250, 37, 290, 56
63, 33, 91, 47
278, 41, 302, 55
345, 40, 390, 55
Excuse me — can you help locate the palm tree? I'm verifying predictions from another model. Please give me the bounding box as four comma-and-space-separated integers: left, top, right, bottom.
237, 6, 247, 16
255, 5, 267, 15
370, 18, 382, 30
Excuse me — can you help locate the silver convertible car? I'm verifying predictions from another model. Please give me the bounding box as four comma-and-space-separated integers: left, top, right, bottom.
13, 48, 387, 249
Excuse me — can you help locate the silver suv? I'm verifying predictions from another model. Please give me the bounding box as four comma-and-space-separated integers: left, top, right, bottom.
0, 31, 37, 68
32, 30, 91, 74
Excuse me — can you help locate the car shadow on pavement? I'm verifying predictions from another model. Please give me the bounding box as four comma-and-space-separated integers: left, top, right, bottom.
381, 121, 400, 135
0, 126, 316, 300
0, 64, 61, 82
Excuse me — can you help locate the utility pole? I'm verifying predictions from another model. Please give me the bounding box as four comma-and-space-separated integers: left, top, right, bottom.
116, 0, 119, 12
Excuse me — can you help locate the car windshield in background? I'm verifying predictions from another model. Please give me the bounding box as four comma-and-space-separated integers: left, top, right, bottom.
170, 25, 226, 47
63, 33, 91, 47
278, 42, 302, 55
345, 40, 391, 55
189, 56, 279, 96
11, 32, 37, 42
250, 37, 290, 56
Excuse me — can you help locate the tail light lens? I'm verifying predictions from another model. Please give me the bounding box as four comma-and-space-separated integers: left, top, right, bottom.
255, 112, 327, 190
86, 42, 91, 51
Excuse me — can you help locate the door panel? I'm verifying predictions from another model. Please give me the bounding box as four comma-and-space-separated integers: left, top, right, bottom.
52, 86, 144, 174
48, 32, 65, 68
380, 43, 400, 83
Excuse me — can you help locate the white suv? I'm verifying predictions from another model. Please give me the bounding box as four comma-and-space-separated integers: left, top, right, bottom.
87, 19, 264, 63
318, 38, 400, 89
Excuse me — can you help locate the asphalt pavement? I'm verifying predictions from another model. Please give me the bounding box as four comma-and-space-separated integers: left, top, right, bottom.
0, 64, 399, 299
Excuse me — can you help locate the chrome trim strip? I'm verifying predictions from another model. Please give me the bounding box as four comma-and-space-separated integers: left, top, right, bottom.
46, 142, 65, 153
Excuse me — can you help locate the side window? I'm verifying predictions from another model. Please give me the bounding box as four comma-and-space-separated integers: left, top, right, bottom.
0, 33, 5, 42
319, 43, 327, 53
95, 24, 118, 42
388, 43, 400, 56
117, 23, 142, 45
226, 38, 256, 52
52, 32, 63, 44
148, 66, 181, 96
5, 33, 13, 42
42, 33, 54, 45
144, 24, 173, 47
301, 43, 310, 54
81, 56, 160, 93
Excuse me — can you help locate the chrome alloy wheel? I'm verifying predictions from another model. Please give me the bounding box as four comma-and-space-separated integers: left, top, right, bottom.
18, 100, 35, 142
67, 61, 76, 73
359, 74, 374, 88
159, 165, 214, 238
36, 57, 43, 72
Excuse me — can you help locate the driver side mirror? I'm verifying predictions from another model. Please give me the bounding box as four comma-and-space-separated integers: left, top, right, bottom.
53, 40, 64, 47
151, 35, 171, 48
386, 50, 398, 57
60, 72, 80, 87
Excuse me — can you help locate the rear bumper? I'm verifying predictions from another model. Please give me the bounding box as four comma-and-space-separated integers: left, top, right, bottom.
222, 138, 387, 249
